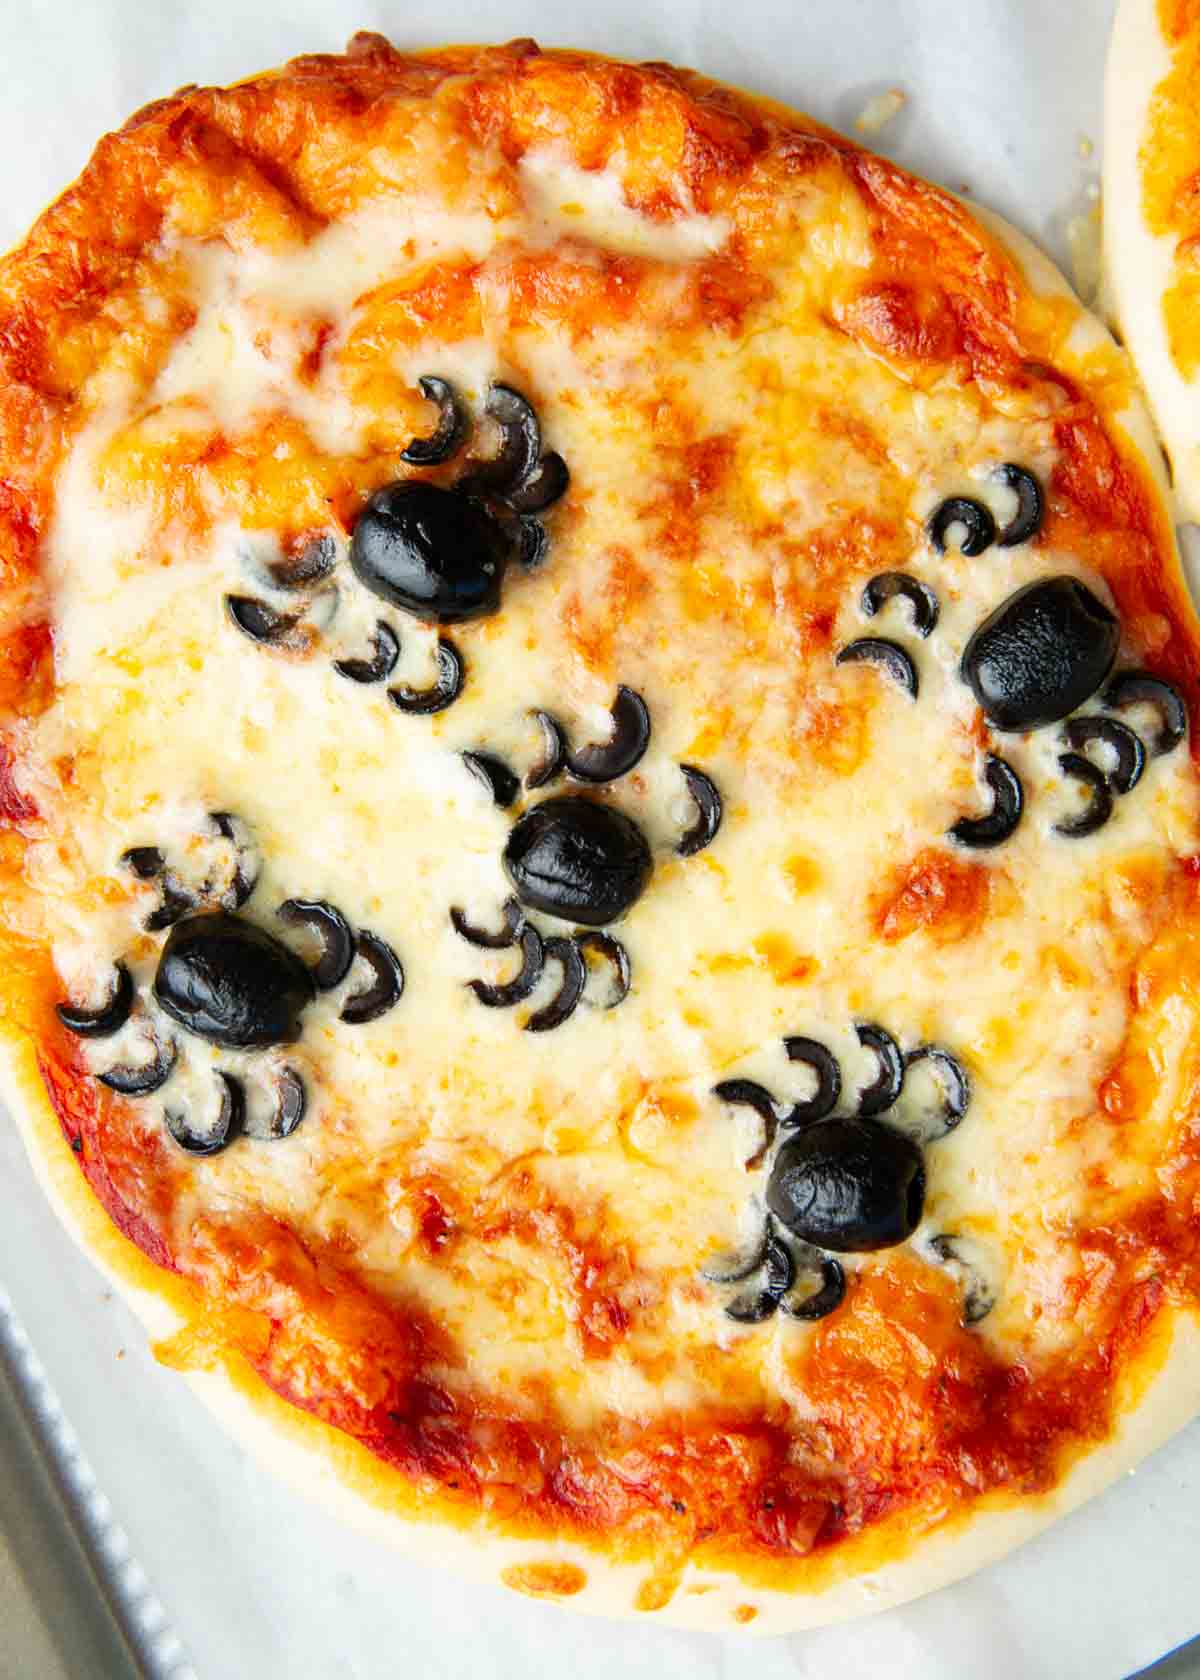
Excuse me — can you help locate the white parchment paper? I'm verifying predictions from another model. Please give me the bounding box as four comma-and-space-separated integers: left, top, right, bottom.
2, 1, 1198, 1674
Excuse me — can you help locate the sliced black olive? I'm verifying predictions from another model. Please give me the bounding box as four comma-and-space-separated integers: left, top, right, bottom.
677, 766, 723, 856
902, 1046, 970, 1140
575, 931, 631, 1009
1104, 670, 1188, 757
781, 1036, 842, 1125
468, 924, 545, 1006
57, 963, 134, 1038
154, 912, 315, 1048
164, 1071, 244, 1156
516, 515, 549, 570
506, 451, 569, 515
701, 1221, 769, 1284
778, 1252, 846, 1321
504, 796, 652, 926
209, 811, 258, 909
861, 572, 939, 637
475, 384, 548, 500
948, 753, 1024, 849
714, 1078, 781, 1170
121, 846, 164, 881
525, 936, 586, 1032
725, 1232, 794, 1323
1053, 751, 1114, 838
450, 897, 525, 950
352, 481, 507, 624
388, 638, 465, 715
143, 876, 197, 933
1062, 715, 1146, 795
527, 710, 567, 789
268, 534, 338, 589
835, 638, 918, 699
564, 687, 651, 783
277, 898, 355, 991
266, 1067, 307, 1139
962, 576, 1119, 731
99, 1035, 178, 1097
993, 463, 1044, 548
333, 620, 400, 684
767, 1118, 926, 1253
929, 1234, 995, 1325
340, 931, 405, 1024
462, 750, 520, 808
927, 496, 996, 557
226, 595, 306, 649
855, 1023, 904, 1118
400, 375, 466, 467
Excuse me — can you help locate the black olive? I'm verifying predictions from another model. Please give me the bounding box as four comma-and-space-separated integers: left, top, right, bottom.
504, 796, 652, 926
265, 1067, 307, 1139
927, 497, 996, 556
400, 375, 467, 466
462, 750, 520, 808
948, 753, 1024, 849
961, 575, 1119, 730
99, 1036, 178, 1097
267, 534, 338, 589
476, 385, 570, 514
340, 931, 405, 1024
929, 1234, 995, 1325
725, 1232, 794, 1323
903, 1045, 970, 1139
143, 875, 197, 933
57, 962, 134, 1038
333, 620, 401, 684
781, 1036, 842, 1125
209, 811, 258, 909
1104, 670, 1188, 756
516, 515, 549, 571
1062, 715, 1146, 795
1053, 751, 1114, 838
165, 1071, 244, 1157
225, 595, 307, 649
861, 572, 939, 637
677, 766, 723, 856
153, 912, 315, 1048
351, 481, 507, 624
575, 931, 631, 1009
564, 686, 652, 783
450, 897, 525, 950
855, 1023, 904, 1118
701, 1224, 769, 1284
714, 1078, 780, 1169
835, 637, 918, 699
525, 936, 586, 1032
388, 638, 465, 714
469, 924, 545, 1006
766, 1118, 926, 1252
277, 899, 356, 991
527, 710, 567, 789
507, 451, 569, 516
121, 845, 164, 881
778, 1252, 846, 1321
993, 464, 1043, 548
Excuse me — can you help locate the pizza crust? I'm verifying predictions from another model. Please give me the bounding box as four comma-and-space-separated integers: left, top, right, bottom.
4, 67, 1199, 1622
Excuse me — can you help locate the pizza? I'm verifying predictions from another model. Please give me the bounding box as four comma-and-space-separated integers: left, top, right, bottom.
3, 31, 1200, 1634
1106, 0, 1200, 520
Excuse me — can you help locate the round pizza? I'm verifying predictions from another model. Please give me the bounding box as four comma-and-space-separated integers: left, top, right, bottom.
3, 31, 1200, 1634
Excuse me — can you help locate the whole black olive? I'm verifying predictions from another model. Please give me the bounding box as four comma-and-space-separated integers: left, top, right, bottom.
766, 1117, 926, 1253
961, 575, 1119, 731
153, 912, 315, 1048
503, 796, 652, 927
350, 481, 508, 624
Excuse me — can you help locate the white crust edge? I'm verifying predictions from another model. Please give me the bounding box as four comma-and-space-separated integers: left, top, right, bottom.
3, 169, 1200, 1638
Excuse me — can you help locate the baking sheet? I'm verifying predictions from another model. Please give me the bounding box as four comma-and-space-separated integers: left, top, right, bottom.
2, 0, 1199, 1674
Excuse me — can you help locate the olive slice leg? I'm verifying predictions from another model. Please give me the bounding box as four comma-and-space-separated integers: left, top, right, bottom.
143, 875, 197, 932
99, 1036, 178, 1096
265, 1066, 307, 1139
926, 496, 996, 556
450, 898, 525, 950
209, 810, 259, 909
855, 1023, 905, 1118
121, 846, 164, 880
860, 572, 940, 637
677, 766, 723, 856
725, 1233, 794, 1323
526, 710, 567, 789
948, 754, 1023, 849
506, 451, 569, 515
333, 621, 401, 684
778, 1253, 846, 1321
1103, 670, 1188, 757
564, 686, 651, 782
478, 384, 543, 496
993, 463, 1044, 548
278, 899, 356, 991
516, 515, 549, 571
462, 750, 521, 808
781, 1036, 842, 1125
165, 1070, 245, 1156
929, 1234, 995, 1325
1062, 715, 1146, 795
903, 1045, 971, 1141
268, 534, 338, 589
575, 931, 631, 1009
341, 931, 405, 1024
835, 638, 918, 699
57, 962, 134, 1038
225, 594, 308, 650
525, 937, 586, 1032
388, 638, 465, 715
400, 375, 467, 467
1053, 752, 1114, 838
701, 1218, 770, 1285
468, 925, 545, 1007
713, 1078, 781, 1170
